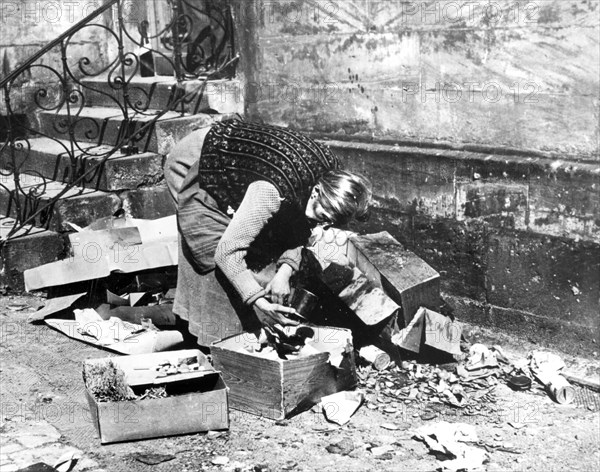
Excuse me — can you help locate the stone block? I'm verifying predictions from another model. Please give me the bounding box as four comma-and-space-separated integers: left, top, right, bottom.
121, 185, 176, 220
0, 219, 65, 291
528, 167, 600, 243
81, 77, 244, 116
485, 229, 600, 328
0, 173, 122, 232
327, 141, 457, 219
456, 181, 528, 229
153, 113, 238, 156
441, 294, 597, 358
37, 107, 237, 155
3, 137, 165, 191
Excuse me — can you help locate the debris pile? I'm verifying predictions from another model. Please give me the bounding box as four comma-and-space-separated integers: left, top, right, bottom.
358, 359, 500, 419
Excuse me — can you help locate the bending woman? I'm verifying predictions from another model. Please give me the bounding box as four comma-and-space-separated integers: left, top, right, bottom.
165, 119, 371, 346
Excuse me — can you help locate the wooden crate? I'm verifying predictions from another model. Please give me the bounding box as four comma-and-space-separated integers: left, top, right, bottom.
211, 327, 356, 420
84, 350, 228, 444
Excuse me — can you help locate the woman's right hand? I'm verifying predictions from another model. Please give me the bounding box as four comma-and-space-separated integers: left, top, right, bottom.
254, 297, 299, 327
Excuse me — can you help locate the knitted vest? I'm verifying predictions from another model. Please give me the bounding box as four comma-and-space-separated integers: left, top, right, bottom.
197, 119, 339, 213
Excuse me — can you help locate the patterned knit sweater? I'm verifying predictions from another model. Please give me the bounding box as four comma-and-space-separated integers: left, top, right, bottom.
175, 120, 338, 305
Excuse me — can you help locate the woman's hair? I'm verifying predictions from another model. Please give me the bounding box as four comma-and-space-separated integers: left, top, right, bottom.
317, 170, 372, 225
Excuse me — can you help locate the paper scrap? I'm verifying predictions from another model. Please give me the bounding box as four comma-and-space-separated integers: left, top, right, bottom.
27, 292, 87, 322
414, 421, 487, 471
320, 390, 364, 426
45, 308, 183, 355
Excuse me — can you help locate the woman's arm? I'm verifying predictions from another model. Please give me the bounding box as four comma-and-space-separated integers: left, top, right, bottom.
214, 181, 299, 325
214, 180, 281, 304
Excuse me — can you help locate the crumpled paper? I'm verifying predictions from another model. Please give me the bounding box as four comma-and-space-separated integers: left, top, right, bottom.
528, 351, 565, 377
528, 350, 575, 404
414, 421, 487, 471
75, 309, 145, 345
457, 344, 500, 380
320, 390, 364, 425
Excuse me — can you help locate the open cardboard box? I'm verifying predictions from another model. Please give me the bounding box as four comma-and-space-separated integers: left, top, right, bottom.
211, 326, 356, 420
83, 350, 228, 444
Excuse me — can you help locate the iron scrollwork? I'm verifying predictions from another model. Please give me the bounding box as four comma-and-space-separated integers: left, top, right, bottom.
0, 0, 237, 242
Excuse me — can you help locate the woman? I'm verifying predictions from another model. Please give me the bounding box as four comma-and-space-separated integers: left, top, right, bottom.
165, 119, 371, 345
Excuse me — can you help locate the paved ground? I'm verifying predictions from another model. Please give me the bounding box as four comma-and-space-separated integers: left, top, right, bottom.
1, 292, 599, 472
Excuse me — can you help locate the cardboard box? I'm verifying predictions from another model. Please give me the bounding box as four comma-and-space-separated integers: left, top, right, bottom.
211, 327, 356, 420
83, 350, 228, 444
348, 232, 440, 326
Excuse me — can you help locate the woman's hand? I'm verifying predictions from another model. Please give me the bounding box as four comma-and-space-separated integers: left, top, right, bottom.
254, 297, 299, 327
265, 263, 293, 305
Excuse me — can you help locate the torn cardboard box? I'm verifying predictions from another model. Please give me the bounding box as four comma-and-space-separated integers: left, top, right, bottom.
24, 216, 178, 291
392, 307, 462, 355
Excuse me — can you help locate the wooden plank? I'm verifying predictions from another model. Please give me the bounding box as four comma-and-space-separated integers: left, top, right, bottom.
211, 327, 356, 420
211, 343, 284, 419
27, 292, 87, 322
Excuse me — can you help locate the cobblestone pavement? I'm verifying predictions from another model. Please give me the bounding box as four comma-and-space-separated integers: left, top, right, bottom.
0, 416, 101, 472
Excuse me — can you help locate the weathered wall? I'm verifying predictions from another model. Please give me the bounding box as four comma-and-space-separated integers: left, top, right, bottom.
233, 0, 599, 160
231, 0, 600, 356
329, 140, 599, 357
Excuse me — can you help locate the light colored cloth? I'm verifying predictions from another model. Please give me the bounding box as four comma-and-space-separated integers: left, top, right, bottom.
164, 126, 211, 203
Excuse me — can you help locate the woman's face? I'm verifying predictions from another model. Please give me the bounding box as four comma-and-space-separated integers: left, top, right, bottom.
305, 186, 333, 225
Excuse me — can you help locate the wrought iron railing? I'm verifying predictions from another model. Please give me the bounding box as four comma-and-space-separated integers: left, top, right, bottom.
0, 0, 236, 242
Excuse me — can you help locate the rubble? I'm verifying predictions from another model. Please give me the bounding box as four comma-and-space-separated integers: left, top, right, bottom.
325, 438, 355, 456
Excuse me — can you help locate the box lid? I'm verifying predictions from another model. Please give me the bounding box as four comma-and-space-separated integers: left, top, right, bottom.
84, 349, 218, 387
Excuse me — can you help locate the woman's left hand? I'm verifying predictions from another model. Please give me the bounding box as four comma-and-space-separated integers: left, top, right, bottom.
265, 264, 293, 305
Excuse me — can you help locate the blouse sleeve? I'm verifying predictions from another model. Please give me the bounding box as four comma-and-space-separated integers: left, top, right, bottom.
277, 247, 303, 272
214, 180, 283, 305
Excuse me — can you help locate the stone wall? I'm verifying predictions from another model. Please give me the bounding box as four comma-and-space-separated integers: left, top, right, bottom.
328, 140, 599, 357
233, 0, 599, 160
231, 0, 600, 356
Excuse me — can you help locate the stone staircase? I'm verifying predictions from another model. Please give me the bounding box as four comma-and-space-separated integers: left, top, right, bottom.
0, 75, 242, 290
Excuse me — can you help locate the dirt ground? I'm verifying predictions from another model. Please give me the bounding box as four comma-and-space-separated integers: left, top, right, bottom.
1, 292, 599, 472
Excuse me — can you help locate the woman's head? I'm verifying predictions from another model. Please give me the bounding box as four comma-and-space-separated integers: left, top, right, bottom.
305, 170, 372, 226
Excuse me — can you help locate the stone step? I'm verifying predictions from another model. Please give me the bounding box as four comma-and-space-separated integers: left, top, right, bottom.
37, 107, 237, 155
0, 172, 121, 232
1, 137, 164, 192
80, 76, 243, 116
121, 183, 176, 221
0, 217, 65, 291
